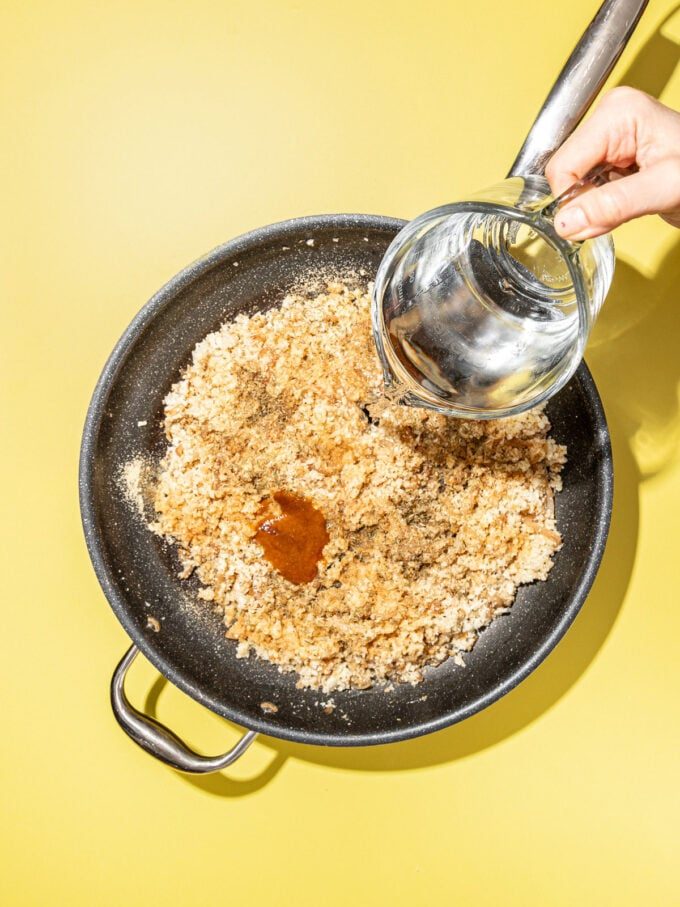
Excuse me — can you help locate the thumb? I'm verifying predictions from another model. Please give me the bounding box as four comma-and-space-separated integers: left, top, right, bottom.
553, 159, 680, 240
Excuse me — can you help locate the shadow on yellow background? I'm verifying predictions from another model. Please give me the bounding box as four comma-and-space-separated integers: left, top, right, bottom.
134, 8, 680, 797
589, 245, 680, 480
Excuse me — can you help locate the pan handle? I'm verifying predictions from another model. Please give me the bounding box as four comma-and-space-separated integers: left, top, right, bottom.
111, 645, 257, 773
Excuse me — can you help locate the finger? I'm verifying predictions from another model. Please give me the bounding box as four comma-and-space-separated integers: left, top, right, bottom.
545, 115, 613, 195
545, 89, 643, 195
554, 158, 680, 239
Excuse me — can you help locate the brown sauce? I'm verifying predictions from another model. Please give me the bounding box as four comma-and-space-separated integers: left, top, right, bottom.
254, 491, 329, 584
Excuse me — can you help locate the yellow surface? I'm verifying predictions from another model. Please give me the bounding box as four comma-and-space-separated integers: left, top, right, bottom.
2, 1, 679, 904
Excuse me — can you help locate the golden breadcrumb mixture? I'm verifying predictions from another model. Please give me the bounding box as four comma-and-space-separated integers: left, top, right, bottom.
150, 281, 566, 692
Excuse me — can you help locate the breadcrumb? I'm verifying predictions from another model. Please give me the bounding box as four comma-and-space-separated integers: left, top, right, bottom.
150, 282, 565, 692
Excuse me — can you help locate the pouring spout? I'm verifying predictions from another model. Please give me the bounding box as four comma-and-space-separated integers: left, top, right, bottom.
508, 0, 649, 178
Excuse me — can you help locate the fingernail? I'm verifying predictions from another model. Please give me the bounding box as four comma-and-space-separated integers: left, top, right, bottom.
556, 205, 588, 238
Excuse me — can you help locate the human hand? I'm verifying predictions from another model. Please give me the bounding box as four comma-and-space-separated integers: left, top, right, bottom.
546, 87, 680, 240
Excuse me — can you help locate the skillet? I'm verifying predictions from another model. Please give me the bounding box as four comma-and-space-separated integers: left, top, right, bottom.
80, 214, 612, 770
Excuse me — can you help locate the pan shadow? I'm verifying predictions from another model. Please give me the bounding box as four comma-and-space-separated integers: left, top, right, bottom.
132, 7, 680, 792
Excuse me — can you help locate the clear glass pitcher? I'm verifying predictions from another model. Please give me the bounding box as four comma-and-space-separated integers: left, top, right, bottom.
371, 0, 648, 419
372, 173, 615, 418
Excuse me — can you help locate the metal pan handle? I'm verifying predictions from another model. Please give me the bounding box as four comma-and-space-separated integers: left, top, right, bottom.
111, 646, 257, 773
508, 0, 648, 177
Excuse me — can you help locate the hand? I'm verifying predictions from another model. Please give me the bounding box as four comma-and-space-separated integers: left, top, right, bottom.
546, 87, 680, 240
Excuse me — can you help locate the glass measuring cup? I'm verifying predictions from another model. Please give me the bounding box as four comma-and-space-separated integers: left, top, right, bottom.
372, 166, 620, 419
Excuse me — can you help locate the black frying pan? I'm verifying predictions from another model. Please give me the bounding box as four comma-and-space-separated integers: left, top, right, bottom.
79, 214, 612, 771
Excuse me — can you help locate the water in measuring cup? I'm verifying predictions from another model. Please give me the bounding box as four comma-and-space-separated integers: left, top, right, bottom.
379, 209, 586, 413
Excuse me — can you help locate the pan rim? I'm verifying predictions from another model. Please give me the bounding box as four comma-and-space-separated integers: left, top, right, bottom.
79, 213, 613, 748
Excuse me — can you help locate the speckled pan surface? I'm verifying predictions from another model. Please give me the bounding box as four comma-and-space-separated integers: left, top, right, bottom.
79, 214, 613, 747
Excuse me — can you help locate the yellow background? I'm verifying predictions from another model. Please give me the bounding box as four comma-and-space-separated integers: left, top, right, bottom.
2, 1, 679, 904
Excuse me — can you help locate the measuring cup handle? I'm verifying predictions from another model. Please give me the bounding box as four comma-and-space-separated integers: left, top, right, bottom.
508, 0, 648, 178
541, 162, 638, 218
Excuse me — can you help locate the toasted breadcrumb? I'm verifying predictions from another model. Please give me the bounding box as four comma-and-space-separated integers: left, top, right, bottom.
146, 615, 161, 633
150, 282, 565, 692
